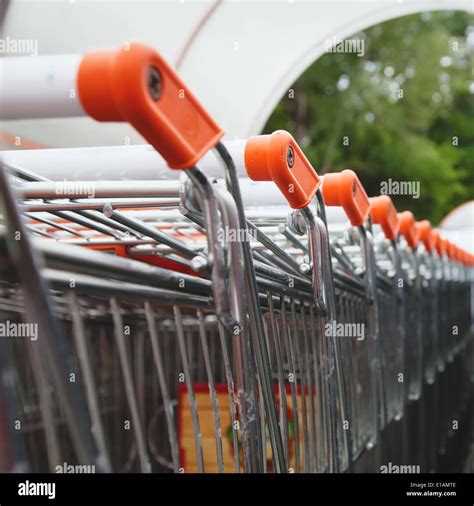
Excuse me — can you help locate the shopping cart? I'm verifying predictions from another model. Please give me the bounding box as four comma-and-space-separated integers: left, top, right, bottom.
0, 135, 353, 474
369, 196, 406, 466
0, 42, 282, 473
319, 170, 383, 471
0, 43, 351, 474
243, 131, 350, 473
1, 159, 270, 472
413, 220, 439, 472
0, 41, 473, 475
394, 213, 474, 471
436, 242, 473, 471
395, 211, 425, 467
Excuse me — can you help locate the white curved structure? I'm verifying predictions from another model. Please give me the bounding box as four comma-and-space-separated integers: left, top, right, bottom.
440, 201, 474, 253
0, 0, 471, 148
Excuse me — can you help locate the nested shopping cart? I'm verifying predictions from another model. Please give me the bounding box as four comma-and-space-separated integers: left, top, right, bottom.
0, 43, 284, 473
1, 158, 267, 473
0, 43, 348, 474
435, 240, 473, 471
395, 213, 473, 471
0, 42, 473, 475
369, 196, 406, 466
319, 172, 386, 472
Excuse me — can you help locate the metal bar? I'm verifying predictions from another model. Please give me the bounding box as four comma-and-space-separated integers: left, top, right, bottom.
15, 180, 181, 199
173, 306, 204, 473
197, 310, 224, 473
68, 291, 112, 472
144, 302, 180, 472
103, 204, 205, 262
280, 298, 300, 473
267, 293, 290, 467
216, 321, 241, 472
19, 199, 180, 212
216, 142, 286, 473
0, 163, 100, 468
110, 298, 150, 473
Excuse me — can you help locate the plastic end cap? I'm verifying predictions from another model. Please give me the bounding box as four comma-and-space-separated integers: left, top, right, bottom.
415, 220, 435, 252
432, 230, 446, 256
244, 130, 320, 209
77, 43, 224, 169
398, 211, 420, 248
321, 169, 370, 227
369, 195, 400, 240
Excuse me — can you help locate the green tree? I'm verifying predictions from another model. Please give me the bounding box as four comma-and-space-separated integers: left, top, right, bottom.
264, 11, 474, 224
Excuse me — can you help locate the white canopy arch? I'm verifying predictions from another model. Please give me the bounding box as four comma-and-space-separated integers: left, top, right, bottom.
0, 0, 471, 148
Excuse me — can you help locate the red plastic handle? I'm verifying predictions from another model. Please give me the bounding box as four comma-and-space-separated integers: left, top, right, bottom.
77, 43, 223, 169
398, 211, 420, 248
244, 130, 321, 209
369, 195, 400, 240
321, 170, 370, 226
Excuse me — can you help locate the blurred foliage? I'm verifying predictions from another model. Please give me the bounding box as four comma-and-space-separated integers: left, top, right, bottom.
263, 11, 474, 223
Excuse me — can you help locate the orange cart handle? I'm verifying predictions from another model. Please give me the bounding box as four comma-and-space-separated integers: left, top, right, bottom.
244, 130, 321, 209
369, 195, 400, 240
432, 230, 446, 256
321, 169, 370, 227
77, 43, 223, 169
415, 220, 435, 253
398, 211, 420, 249
447, 241, 456, 260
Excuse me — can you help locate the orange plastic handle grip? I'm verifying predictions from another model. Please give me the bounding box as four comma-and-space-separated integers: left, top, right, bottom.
415, 220, 435, 252
369, 195, 400, 240
397, 211, 420, 248
321, 170, 370, 226
432, 230, 446, 256
442, 238, 450, 257
447, 241, 456, 260
244, 130, 321, 209
455, 245, 461, 262
77, 43, 223, 169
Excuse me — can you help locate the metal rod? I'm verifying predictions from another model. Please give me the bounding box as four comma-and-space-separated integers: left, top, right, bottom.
215, 142, 286, 472
0, 162, 100, 468
110, 298, 151, 473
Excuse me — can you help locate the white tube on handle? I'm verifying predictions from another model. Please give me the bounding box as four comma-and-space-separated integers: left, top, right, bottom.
1, 141, 248, 180
2, 140, 289, 207
0, 54, 85, 119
